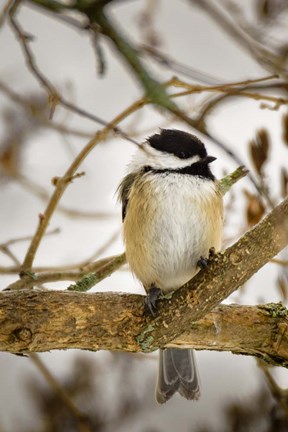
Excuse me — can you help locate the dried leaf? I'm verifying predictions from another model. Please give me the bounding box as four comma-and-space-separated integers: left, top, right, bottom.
281, 167, 288, 198
137, 0, 162, 48
257, 0, 288, 21
0, 132, 24, 179
257, 0, 270, 18
243, 189, 266, 227
0, 93, 48, 180
248, 129, 270, 175
282, 112, 288, 146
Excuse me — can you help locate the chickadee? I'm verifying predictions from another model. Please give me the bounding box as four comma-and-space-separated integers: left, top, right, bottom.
118, 129, 223, 404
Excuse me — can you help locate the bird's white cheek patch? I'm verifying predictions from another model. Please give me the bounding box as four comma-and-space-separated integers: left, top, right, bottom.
129, 144, 202, 171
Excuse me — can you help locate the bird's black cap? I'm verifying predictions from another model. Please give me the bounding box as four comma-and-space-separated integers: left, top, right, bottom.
147, 129, 207, 159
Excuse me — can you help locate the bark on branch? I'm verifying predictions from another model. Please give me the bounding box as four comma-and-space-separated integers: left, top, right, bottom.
1, 196, 288, 362
134, 195, 288, 351
0, 289, 288, 367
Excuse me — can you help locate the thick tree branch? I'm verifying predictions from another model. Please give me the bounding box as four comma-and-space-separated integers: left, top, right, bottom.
1, 196, 288, 360
134, 195, 288, 351
0, 290, 288, 367
3, 1, 288, 369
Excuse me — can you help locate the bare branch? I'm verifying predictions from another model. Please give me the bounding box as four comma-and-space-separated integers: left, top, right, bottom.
138, 44, 224, 85
2, 196, 288, 359
259, 361, 288, 415
189, 0, 284, 77
9, 0, 280, 203
16, 174, 116, 220
6, 251, 125, 290
17, 94, 145, 277
29, 353, 91, 432
170, 80, 288, 108
80, 2, 275, 202
0, 81, 93, 139
1, 291, 288, 368
135, 194, 288, 351
90, 6, 177, 112
8, 5, 138, 145
0, 0, 14, 27
0, 249, 120, 275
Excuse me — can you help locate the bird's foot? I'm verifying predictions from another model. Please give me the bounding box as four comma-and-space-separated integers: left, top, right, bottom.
197, 247, 216, 270
145, 286, 163, 317
197, 256, 208, 270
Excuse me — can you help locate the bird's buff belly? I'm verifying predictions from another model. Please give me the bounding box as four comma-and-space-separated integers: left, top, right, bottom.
124, 209, 221, 293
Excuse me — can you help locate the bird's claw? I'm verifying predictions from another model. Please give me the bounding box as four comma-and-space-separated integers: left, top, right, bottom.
197, 247, 216, 270
197, 256, 208, 270
145, 287, 163, 317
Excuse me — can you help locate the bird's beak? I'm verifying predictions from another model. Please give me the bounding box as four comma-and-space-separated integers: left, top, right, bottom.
205, 155, 217, 164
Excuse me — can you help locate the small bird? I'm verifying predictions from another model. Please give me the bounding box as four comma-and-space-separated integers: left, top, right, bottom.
118, 129, 223, 404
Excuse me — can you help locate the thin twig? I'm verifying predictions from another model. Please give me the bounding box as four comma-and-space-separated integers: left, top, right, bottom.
0, 81, 93, 137
85, 3, 275, 205
0, 228, 60, 248
90, 26, 106, 76
91, 6, 177, 112
0, 246, 20, 266
138, 44, 224, 85
17, 174, 116, 220
189, 0, 283, 76
5, 253, 126, 290
167, 74, 279, 91
259, 361, 288, 416
0, 254, 118, 275
0, 0, 14, 27
7, 1, 280, 276
194, 92, 232, 127
29, 353, 92, 432
17, 94, 146, 277
0, 229, 60, 267
7, 1, 275, 203
26, 0, 275, 88
88, 230, 120, 261
166, 75, 286, 108
8, 6, 139, 145
9, 0, 60, 118
21, 0, 283, 207
67, 253, 126, 292
172, 87, 288, 108
29, 1, 89, 30
271, 258, 288, 266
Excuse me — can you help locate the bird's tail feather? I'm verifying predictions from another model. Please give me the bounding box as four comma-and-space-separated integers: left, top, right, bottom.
156, 348, 200, 404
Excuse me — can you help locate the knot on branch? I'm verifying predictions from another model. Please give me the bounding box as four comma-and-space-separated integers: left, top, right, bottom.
12, 327, 33, 343
230, 252, 243, 266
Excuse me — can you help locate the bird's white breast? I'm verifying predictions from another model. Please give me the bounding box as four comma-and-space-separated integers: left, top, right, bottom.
123, 172, 223, 293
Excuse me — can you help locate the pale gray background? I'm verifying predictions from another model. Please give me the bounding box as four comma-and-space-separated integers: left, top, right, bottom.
0, 1, 287, 431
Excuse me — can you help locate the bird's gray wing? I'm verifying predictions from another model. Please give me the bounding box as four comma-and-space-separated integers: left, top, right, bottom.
117, 172, 138, 222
